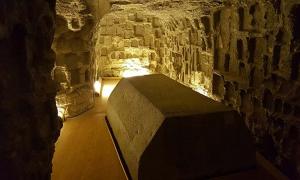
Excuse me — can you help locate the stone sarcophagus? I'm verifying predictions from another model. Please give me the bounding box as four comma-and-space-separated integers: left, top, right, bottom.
107, 74, 255, 180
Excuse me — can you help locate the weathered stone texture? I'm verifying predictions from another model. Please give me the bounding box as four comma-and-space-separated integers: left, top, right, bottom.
94, 0, 300, 178
52, 0, 95, 118
85, 0, 111, 19
93, 1, 216, 95
211, 1, 300, 179
0, 0, 61, 179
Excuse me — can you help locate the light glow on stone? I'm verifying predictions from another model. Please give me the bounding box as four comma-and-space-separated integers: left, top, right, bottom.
57, 105, 65, 119
102, 84, 115, 98
93, 80, 102, 94
194, 86, 210, 97
121, 58, 150, 78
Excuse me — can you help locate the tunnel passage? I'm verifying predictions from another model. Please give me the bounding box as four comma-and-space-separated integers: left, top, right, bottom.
4, 0, 300, 179
50, 0, 300, 179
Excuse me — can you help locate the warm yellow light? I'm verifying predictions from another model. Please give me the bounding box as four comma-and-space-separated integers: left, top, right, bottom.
102, 84, 115, 98
124, 47, 147, 56
57, 106, 65, 119
93, 80, 102, 94
194, 86, 210, 97
122, 69, 150, 78
121, 58, 150, 78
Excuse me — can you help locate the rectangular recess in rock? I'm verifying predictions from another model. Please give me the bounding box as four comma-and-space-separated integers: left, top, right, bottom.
263, 55, 269, 77
248, 38, 256, 63
272, 45, 281, 70
237, 39, 243, 60
276, 29, 284, 44
224, 53, 230, 72
291, 53, 300, 80
291, 5, 300, 47
239, 62, 247, 77
249, 67, 255, 87
213, 10, 221, 30
238, 7, 244, 31
201, 16, 211, 34
107, 74, 255, 180
212, 73, 224, 97
214, 48, 220, 70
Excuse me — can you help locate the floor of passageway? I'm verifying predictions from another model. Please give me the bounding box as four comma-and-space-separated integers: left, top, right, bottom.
51, 79, 127, 180
51, 79, 285, 180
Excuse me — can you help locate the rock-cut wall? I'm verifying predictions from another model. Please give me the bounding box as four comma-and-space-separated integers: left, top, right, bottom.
93, 0, 300, 178
52, 0, 95, 118
93, 1, 218, 95
211, 1, 300, 179
0, 0, 62, 179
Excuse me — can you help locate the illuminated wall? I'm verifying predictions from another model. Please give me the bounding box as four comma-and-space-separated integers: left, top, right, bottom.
93, 1, 300, 178
92, 1, 214, 97
210, 2, 300, 179
52, 0, 95, 118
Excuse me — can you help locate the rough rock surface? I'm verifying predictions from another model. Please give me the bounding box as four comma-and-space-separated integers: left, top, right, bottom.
86, 0, 111, 19
210, 1, 300, 179
52, 0, 95, 118
94, 0, 300, 178
0, 0, 62, 179
107, 74, 255, 180
93, 0, 222, 95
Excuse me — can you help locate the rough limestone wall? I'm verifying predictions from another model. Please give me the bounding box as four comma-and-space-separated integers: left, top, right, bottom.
210, 1, 300, 179
0, 0, 61, 179
52, 0, 95, 118
85, 0, 111, 19
93, 0, 300, 178
93, 1, 218, 95
153, 3, 217, 95
93, 9, 159, 78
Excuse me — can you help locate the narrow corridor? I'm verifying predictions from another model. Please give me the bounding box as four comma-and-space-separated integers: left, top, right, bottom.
51, 80, 127, 180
